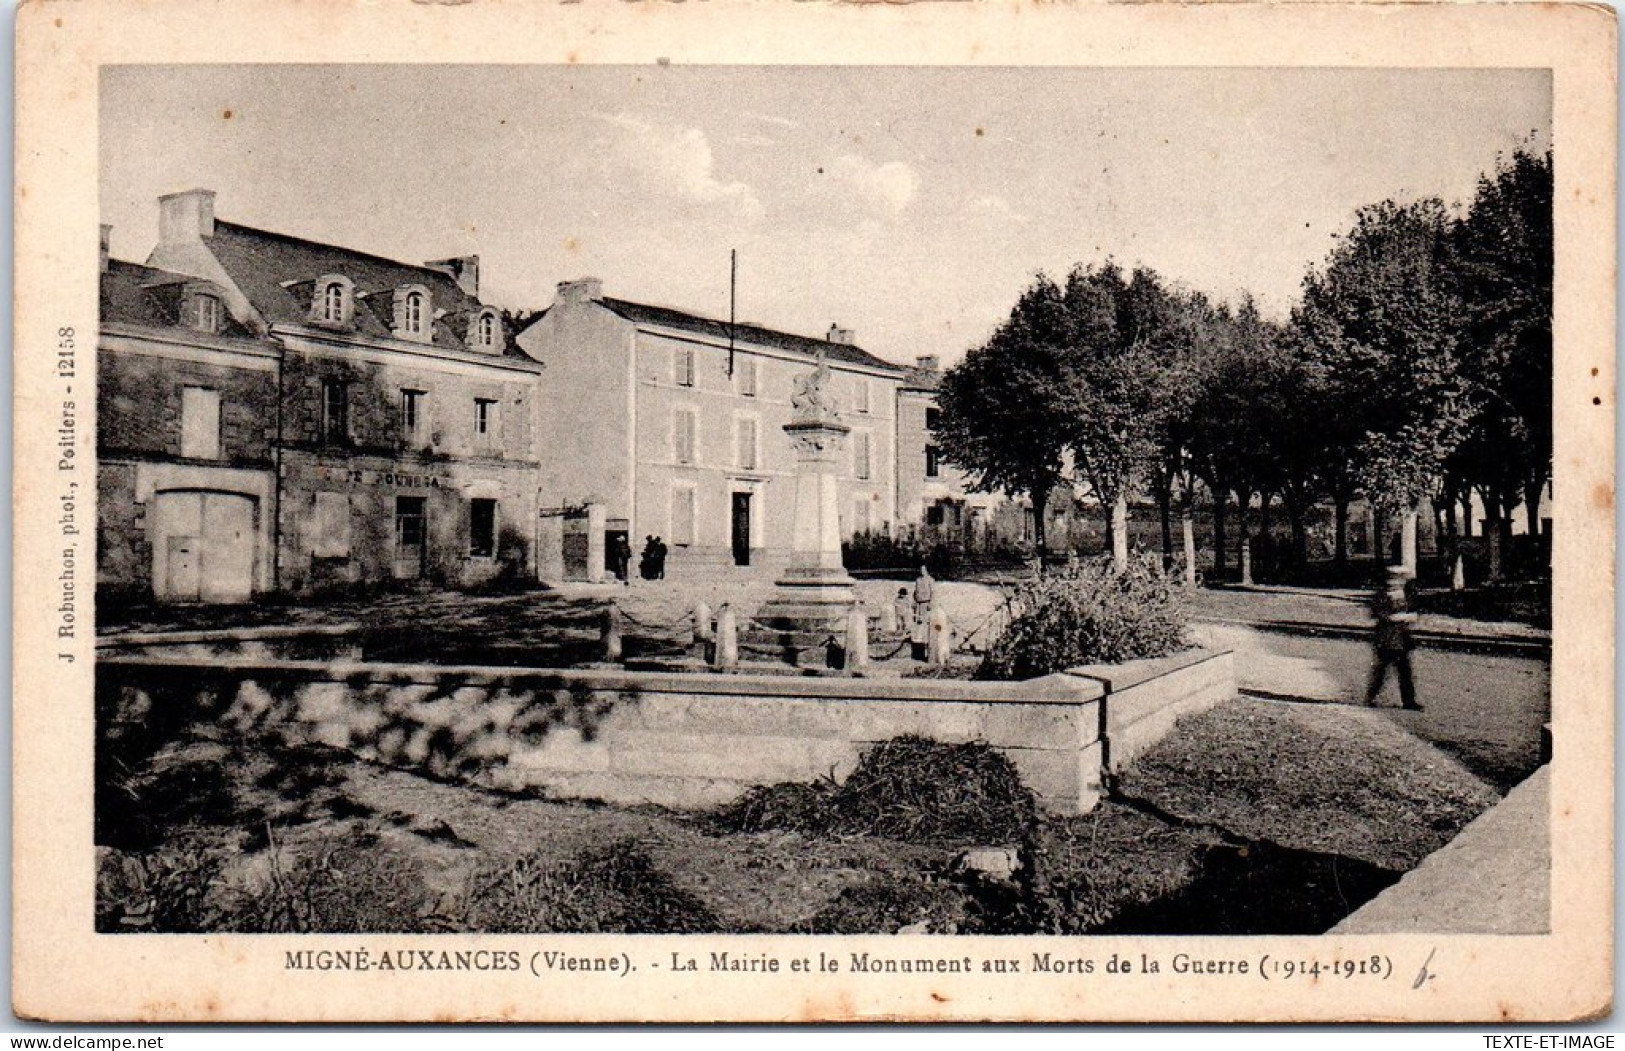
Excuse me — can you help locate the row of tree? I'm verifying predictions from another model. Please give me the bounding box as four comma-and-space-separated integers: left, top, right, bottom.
935, 148, 1553, 579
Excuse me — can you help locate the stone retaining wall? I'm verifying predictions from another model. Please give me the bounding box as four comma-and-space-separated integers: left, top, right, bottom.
97, 649, 1233, 815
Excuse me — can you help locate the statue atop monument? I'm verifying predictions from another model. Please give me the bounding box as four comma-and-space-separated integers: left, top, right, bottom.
791, 347, 840, 422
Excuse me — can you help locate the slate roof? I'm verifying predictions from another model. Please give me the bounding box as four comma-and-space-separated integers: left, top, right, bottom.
100, 259, 256, 341
199, 220, 532, 361
598, 296, 905, 374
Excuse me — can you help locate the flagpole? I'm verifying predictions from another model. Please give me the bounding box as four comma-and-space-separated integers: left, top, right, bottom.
728, 248, 737, 377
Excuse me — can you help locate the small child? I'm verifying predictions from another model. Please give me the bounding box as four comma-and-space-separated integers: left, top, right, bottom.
893, 587, 912, 634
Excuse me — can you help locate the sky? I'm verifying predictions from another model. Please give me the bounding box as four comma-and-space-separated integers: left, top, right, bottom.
100, 65, 1550, 368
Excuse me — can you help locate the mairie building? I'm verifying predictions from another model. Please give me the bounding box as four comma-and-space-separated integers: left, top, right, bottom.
516, 280, 907, 579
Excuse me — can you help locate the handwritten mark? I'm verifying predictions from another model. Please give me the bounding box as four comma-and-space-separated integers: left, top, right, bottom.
1412, 948, 1437, 990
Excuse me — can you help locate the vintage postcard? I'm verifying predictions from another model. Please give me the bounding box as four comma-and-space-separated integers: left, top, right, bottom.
12, 0, 1615, 1025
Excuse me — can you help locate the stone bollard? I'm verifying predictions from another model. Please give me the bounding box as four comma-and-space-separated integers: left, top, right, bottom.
691, 600, 713, 660
713, 604, 738, 671
601, 603, 623, 664
845, 603, 871, 673
1451, 554, 1466, 592
928, 607, 952, 666
1240, 540, 1254, 587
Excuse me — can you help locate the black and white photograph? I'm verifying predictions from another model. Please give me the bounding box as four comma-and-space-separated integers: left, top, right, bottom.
13, 0, 1614, 1026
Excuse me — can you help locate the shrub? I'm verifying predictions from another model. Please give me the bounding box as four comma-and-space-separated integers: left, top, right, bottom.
977, 554, 1190, 681
712, 735, 1039, 846
96, 841, 229, 933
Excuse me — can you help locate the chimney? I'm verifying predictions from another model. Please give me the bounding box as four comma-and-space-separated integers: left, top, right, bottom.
915, 355, 940, 372
556, 277, 604, 306
157, 188, 216, 243
99, 224, 111, 275
426, 255, 480, 298
826, 324, 855, 345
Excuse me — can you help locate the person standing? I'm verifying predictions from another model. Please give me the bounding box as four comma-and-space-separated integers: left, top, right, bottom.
910, 566, 935, 660
612, 534, 633, 585
1365, 566, 1420, 710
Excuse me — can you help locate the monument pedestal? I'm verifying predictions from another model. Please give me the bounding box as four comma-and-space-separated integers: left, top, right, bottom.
753, 412, 860, 633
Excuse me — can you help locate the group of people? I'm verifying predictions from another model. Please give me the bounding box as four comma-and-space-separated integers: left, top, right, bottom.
607, 534, 672, 584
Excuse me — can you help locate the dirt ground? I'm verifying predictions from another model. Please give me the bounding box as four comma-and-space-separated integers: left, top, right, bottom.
97, 690, 1509, 936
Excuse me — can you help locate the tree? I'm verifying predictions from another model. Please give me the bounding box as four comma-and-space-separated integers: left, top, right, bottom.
1295, 198, 1474, 569
935, 275, 1076, 555
1059, 264, 1184, 566
1452, 148, 1553, 538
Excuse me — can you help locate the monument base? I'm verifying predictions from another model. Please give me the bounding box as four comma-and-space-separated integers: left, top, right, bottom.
753, 567, 862, 632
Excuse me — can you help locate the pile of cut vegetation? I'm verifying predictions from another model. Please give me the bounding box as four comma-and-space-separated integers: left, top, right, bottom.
712, 735, 1038, 845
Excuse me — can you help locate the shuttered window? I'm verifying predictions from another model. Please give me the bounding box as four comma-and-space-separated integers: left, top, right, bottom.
674, 408, 697, 464
671, 487, 696, 546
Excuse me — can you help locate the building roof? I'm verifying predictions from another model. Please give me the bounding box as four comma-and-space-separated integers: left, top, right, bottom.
100, 259, 256, 340
598, 296, 906, 374
200, 220, 532, 360
901, 362, 944, 392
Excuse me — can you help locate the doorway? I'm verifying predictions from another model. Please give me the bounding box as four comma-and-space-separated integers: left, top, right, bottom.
731, 492, 752, 567
152, 490, 257, 603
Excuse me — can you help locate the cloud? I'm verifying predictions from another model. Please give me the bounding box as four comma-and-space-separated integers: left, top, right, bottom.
969, 194, 1030, 225
831, 155, 918, 220
596, 113, 762, 218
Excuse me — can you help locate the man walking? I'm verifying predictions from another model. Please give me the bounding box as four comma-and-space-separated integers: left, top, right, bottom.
1366, 566, 1420, 710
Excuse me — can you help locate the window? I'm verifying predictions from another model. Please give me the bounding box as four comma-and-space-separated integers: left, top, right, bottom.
404, 291, 425, 336
855, 378, 871, 414
322, 281, 346, 323
180, 386, 221, 459
736, 357, 758, 397
925, 407, 941, 431
322, 380, 349, 443
925, 445, 941, 478
853, 431, 872, 480
674, 408, 697, 465
671, 487, 696, 547
401, 389, 427, 444
927, 503, 945, 527
395, 496, 427, 564
193, 294, 221, 334
311, 492, 352, 558
675, 346, 696, 387
478, 313, 497, 349
469, 498, 497, 558
474, 398, 498, 444
736, 416, 758, 470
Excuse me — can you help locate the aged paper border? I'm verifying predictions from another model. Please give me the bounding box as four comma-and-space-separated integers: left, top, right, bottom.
13, 0, 1616, 1024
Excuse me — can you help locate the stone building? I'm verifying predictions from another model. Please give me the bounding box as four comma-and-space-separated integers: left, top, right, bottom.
894, 355, 1001, 551
97, 229, 280, 603
97, 189, 546, 602
517, 280, 908, 579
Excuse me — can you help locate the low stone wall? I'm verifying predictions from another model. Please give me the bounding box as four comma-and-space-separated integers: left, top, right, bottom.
97, 648, 1233, 816
1066, 649, 1236, 775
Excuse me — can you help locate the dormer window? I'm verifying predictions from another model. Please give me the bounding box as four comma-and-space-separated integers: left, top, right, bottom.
186, 289, 222, 334
310, 275, 355, 327
392, 284, 433, 344
198, 292, 224, 333
468, 308, 501, 353
322, 282, 345, 322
